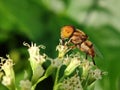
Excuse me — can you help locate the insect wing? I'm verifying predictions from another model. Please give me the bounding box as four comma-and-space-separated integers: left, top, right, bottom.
93, 44, 104, 59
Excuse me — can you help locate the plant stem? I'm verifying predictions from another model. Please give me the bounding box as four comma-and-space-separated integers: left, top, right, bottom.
32, 75, 47, 90
53, 66, 61, 90
83, 74, 89, 90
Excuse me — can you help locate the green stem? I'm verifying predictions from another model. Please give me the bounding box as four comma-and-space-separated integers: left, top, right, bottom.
83, 74, 89, 90
32, 86, 35, 90
58, 75, 66, 83
32, 75, 47, 90
53, 66, 61, 90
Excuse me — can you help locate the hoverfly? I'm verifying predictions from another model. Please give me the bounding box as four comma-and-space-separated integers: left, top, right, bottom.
60, 25, 96, 65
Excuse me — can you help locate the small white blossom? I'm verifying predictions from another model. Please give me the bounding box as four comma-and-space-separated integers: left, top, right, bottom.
24, 42, 47, 84
20, 79, 32, 90
0, 56, 14, 77
89, 68, 102, 80
59, 73, 83, 90
64, 56, 81, 76
24, 42, 46, 72
32, 65, 45, 84
0, 56, 15, 90
56, 40, 70, 58
2, 76, 12, 86
24, 42, 46, 64
62, 55, 71, 65
51, 58, 63, 67
81, 60, 93, 79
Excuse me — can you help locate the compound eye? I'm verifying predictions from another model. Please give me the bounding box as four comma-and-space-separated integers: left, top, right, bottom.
66, 29, 72, 35
61, 26, 74, 39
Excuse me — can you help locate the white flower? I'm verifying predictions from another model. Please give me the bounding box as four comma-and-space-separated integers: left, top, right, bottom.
59, 73, 83, 90
56, 40, 70, 58
62, 55, 71, 65
89, 68, 102, 80
24, 42, 46, 63
2, 76, 12, 86
0, 56, 15, 89
81, 60, 94, 79
20, 79, 32, 90
51, 58, 63, 68
0, 56, 14, 77
24, 42, 46, 84
31, 65, 45, 84
64, 56, 81, 76
23, 42, 46, 72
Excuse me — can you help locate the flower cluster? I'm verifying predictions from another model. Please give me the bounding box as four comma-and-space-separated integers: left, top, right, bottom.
0, 40, 107, 90
53, 40, 106, 90
59, 72, 83, 90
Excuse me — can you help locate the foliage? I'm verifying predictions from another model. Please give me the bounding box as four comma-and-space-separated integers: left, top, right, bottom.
0, 0, 120, 90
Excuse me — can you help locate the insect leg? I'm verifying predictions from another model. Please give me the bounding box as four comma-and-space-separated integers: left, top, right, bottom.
69, 45, 76, 49
92, 57, 96, 65
86, 53, 88, 59
61, 39, 65, 45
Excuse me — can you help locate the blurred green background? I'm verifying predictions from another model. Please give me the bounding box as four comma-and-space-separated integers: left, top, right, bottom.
0, 0, 120, 90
